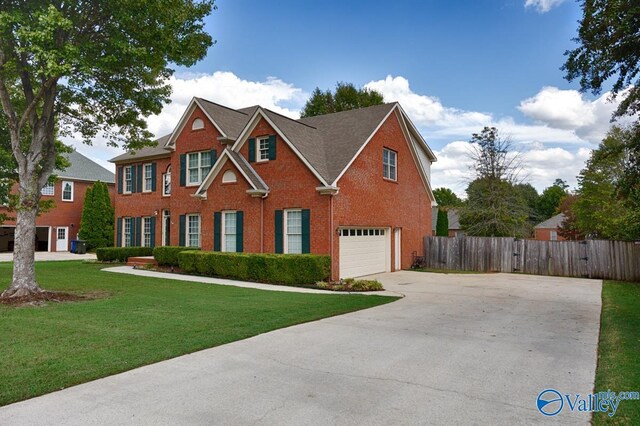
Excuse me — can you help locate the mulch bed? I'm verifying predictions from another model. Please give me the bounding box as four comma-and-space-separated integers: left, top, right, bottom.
0, 291, 103, 307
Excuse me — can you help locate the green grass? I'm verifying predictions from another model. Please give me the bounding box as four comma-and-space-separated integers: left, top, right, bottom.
594, 281, 640, 425
0, 261, 396, 407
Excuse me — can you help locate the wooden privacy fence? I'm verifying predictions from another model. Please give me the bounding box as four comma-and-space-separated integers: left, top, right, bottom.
423, 236, 640, 282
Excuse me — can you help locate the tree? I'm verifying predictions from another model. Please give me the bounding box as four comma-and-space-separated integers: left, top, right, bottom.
514, 182, 539, 227
433, 187, 462, 209
572, 127, 639, 240
435, 209, 449, 237
78, 181, 114, 250
557, 194, 583, 240
300, 82, 384, 118
0, 1, 215, 298
563, 0, 640, 226
536, 179, 569, 220
459, 127, 531, 237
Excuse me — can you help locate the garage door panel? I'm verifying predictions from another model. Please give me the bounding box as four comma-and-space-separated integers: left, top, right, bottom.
339, 228, 389, 279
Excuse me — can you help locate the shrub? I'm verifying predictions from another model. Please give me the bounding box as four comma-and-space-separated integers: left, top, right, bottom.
153, 246, 200, 266
96, 247, 154, 263
349, 279, 384, 291
78, 181, 115, 250
178, 251, 331, 286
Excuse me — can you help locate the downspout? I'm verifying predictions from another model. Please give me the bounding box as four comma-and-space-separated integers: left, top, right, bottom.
261, 193, 267, 252
330, 194, 334, 280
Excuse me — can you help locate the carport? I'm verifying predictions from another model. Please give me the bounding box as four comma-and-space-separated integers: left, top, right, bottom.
0, 226, 51, 252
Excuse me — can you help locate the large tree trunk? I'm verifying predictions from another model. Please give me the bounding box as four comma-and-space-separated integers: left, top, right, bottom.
1, 184, 43, 298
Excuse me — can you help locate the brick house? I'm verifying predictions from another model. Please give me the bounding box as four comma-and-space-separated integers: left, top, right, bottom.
110, 98, 437, 279
0, 150, 115, 252
534, 213, 567, 241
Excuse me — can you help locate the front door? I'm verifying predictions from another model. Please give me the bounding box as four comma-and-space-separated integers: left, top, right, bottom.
56, 227, 68, 252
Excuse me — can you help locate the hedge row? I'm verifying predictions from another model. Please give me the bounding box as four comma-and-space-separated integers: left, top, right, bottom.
178, 251, 331, 286
96, 247, 154, 262
153, 246, 200, 266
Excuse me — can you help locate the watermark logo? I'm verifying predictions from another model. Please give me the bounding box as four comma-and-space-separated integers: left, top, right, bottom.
536, 388, 639, 417
537, 389, 564, 416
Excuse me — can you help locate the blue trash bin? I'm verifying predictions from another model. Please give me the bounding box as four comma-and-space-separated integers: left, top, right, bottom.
70, 240, 78, 254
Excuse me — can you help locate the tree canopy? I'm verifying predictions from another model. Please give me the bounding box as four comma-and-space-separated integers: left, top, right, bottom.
536, 179, 569, 220
0, 1, 215, 297
300, 82, 384, 118
433, 187, 462, 209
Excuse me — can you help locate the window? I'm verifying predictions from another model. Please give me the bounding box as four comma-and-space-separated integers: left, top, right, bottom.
550, 230, 558, 241
222, 170, 237, 183
62, 181, 74, 201
187, 152, 212, 185
142, 217, 152, 247
123, 217, 132, 247
163, 166, 171, 196
222, 211, 237, 252
41, 183, 54, 196
187, 214, 200, 247
124, 166, 133, 193
143, 163, 153, 192
57, 228, 66, 240
383, 148, 397, 181
285, 210, 302, 254
257, 137, 270, 162
191, 118, 204, 130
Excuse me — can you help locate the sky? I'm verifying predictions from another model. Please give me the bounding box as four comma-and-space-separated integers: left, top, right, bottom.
75, 0, 627, 197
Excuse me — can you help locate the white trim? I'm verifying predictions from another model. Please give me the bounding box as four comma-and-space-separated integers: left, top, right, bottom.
164, 98, 228, 149
61, 181, 74, 202
123, 165, 133, 194
221, 210, 237, 253
283, 209, 303, 254
230, 108, 330, 186
383, 148, 397, 181
56, 226, 69, 252
396, 104, 437, 162
186, 213, 201, 248
331, 104, 398, 186
191, 117, 205, 131
256, 136, 270, 163
186, 151, 212, 187
394, 228, 402, 270
141, 216, 152, 247
143, 163, 153, 193
195, 150, 268, 196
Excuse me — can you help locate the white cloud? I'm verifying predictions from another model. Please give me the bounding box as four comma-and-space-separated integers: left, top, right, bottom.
524, 0, 566, 13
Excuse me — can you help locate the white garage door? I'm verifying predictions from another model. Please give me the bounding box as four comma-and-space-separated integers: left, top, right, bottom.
339, 228, 390, 279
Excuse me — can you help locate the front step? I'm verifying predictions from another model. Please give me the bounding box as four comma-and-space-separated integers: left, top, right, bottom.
127, 256, 158, 267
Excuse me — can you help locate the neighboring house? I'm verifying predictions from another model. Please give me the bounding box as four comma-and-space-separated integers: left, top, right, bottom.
534, 213, 566, 241
431, 207, 464, 237
110, 98, 437, 279
0, 150, 115, 253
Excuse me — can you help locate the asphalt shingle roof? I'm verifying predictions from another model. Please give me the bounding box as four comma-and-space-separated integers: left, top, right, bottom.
110, 135, 172, 163
226, 150, 268, 191
535, 213, 566, 229
57, 150, 115, 183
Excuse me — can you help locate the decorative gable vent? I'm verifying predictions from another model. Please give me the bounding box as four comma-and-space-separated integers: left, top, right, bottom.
192, 118, 204, 130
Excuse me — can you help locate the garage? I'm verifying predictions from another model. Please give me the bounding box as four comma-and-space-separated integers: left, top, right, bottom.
0, 226, 51, 252
338, 227, 390, 278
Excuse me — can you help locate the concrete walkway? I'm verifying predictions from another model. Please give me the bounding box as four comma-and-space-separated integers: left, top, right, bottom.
0, 271, 602, 425
103, 266, 400, 296
0, 252, 96, 262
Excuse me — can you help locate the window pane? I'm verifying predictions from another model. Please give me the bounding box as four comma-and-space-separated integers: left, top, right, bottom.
287, 210, 302, 234
287, 234, 302, 254
188, 215, 200, 247
144, 164, 153, 191
200, 153, 211, 168
188, 154, 199, 168
189, 169, 199, 184
41, 183, 54, 196
259, 138, 269, 160
63, 182, 72, 200
124, 218, 131, 247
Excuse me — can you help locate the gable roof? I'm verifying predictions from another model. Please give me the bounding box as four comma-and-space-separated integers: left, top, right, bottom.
196, 98, 253, 140
535, 213, 566, 229
110, 135, 172, 163
58, 150, 115, 183
195, 148, 268, 197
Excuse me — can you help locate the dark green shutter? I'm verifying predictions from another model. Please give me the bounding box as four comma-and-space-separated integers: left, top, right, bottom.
151, 162, 157, 192
213, 212, 221, 251
131, 165, 137, 193
236, 211, 244, 253
117, 167, 123, 194
248, 138, 256, 163
149, 217, 156, 247
179, 154, 186, 186
129, 218, 135, 247
301, 209, 311, 253
116, 218, 122, 247
135, 217, 142, 246
179, 215, 186, 246
274, 210, 283, 254
137, 165, 143, 193
268, 135, 276, 160
210, 149, 217, 167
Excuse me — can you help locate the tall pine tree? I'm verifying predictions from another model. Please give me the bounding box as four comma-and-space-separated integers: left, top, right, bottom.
79, 181, 114, 250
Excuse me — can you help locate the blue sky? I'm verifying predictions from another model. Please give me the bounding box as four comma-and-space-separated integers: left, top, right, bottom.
91, 0, 623, 196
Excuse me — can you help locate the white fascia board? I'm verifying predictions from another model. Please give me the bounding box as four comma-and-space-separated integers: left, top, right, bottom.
195, 149, 263, 196
165, 98, 228, 149
231, 108, 329, 187
397, 104, 437, 162
331, 103, 398, 186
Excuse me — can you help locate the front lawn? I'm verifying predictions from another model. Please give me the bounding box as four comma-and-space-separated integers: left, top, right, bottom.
0, 261, 396, 407
594, 280, 640, 425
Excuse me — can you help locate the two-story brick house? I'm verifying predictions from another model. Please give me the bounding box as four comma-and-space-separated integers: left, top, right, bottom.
111, 98, 436, 279
0, 150, 115, 252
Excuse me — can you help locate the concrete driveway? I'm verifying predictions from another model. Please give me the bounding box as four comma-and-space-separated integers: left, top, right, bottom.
0, 271, 601, 425
0, 252, 96, 262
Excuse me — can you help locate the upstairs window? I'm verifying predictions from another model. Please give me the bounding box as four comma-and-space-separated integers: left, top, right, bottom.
163, 165, 171, 196
62, 181, 74, 202
191, 118, 204, 130
124, 166, 133, 193
187, 151, 212, 185
222, 170, 237, 183
383, 148, 397, 181
41, 182, 55, 196
143, 163, 153, 192
258, 137, 270, 162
